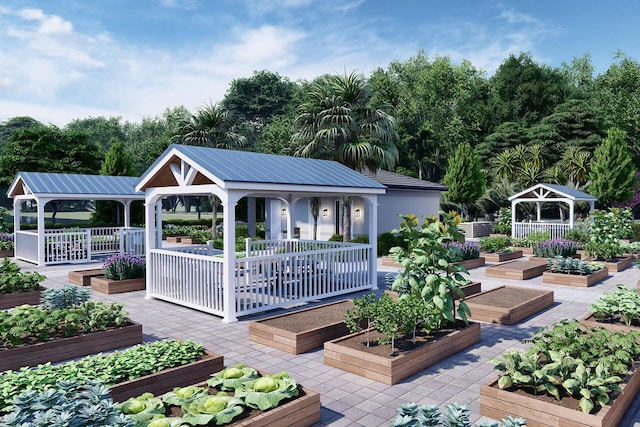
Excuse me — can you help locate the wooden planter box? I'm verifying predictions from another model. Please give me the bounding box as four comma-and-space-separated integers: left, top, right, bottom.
485, 260, 547, 280
248, 300, 354, 354
68, 268, 105, 286
481, 250, 523, 263
542, 268, 609, 287
528, 254, 581, 263
324, 322, 481, 385
90, 276, 146, 294
180, 237, 203, 244
579, 313, 640, 334
385, 281, 482, 301
585, 256, 633, 273
0, 249, 14, 258
0, 288, 43, 309
0, 322, 143, 372
233, 384, 320, 426
480, 360, 640, 427
453, 257, 486, 270
109, 350, 224, 403
511, 246, 534, 255
465, 286, 554, 325
165, 235, 187, 243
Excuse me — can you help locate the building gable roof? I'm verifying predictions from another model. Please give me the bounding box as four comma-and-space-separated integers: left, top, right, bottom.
359, 169, 447, 191
7, 172, 143, 199
508, 183, 597, 202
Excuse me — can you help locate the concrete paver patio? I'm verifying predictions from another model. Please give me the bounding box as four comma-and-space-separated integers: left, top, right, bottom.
17, 256, 640, 426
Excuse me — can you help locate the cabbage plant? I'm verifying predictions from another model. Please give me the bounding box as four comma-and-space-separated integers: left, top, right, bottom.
235, 371, 299, 410
181, 392, 244, 425
161, 386, 208, 407
207, 363, 259, 391
117, 392, 165, 426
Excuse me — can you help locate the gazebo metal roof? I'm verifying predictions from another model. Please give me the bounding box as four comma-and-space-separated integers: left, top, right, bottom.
508, 183, 597, 202
7, 172, 144, 200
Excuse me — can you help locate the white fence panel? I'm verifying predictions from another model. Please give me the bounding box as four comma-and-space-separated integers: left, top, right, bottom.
44, 230, 90, 264
512, 222, 571, 240
15, 231, 38, 263
90, 227, 121, 254
122, 228, 145, 255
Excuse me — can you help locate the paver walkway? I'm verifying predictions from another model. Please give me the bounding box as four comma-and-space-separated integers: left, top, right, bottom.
16, 255, 640, 426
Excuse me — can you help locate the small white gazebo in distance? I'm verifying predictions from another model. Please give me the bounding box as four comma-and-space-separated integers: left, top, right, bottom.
508, 183, 597, 239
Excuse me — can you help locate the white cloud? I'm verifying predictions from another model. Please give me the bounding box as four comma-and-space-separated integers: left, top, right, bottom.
160, 0, 197, 9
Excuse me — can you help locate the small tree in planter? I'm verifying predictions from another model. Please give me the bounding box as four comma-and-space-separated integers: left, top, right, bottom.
585, 208, 628, 260
492, 207, 512, 235
390, 211, 471, 325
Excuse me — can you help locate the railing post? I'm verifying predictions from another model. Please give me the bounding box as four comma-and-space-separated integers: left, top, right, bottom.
206, 240, 213, 256
246, 238, 251, 257
85, 230, 92, 263
119, 227, 125, 254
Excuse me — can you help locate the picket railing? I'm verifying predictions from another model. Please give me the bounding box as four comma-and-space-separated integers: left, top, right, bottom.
148, 240, 372, 319
512, 222, 571, 240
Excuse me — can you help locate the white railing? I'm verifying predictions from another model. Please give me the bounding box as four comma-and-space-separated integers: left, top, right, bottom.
90, 227, 122, 254
512, 222, 571, 240
148, 241, 372, 319
15, 231, 38, 263
121, 228, 145, 256
44, 230, 90, 264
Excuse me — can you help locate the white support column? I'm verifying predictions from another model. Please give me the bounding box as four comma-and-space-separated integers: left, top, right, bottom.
37, 198, 49, 266
155, 200, 163, 247
589, 201, 595, 214
144, 196, 159, 300
568, 200, 575, 229
510, 200, 517, 238
13, 199, 21, 234
221, 191, 241, 323
123, 200, 132, 228
536, 202, 541, 222
364, 195, 378, 290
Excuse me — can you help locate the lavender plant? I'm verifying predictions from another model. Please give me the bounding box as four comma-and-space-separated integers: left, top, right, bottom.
533, 239, 578, 258
0, 232, 14, 251
103, 254, 145, 280
443, 241, 481, 261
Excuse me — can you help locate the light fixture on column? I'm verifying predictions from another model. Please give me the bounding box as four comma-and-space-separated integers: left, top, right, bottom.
281, 208, 286, 216
354, 209, 361, 218
322, 209, 328, 217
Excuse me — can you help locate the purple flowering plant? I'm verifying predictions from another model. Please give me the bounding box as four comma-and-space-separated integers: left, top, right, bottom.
103, 254, 145, 280
533, 239, 578, 258
443, 241, 481, 261
0, 233, 14, 251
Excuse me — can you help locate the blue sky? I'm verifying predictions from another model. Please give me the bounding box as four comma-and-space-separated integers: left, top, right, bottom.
1, 0, 639, 127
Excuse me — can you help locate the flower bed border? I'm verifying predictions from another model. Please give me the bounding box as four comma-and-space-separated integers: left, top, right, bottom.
453, 257, 486, 270
0, 249, 14, 258
542, 268, 609, 287
0, 322, 143, 372
68, 268, 105, 286
109, 350, 224, 403
323, 322, 481, 385
485, 260, 547, 280
90, 276, 145, 294
481, 250, 523, 263
579, 313, 640, 334
248, 300, 353, 354
464, 286, 554, 325
0, 289, 43, 309
510, 246, 534, 255
480, 359, 640, 427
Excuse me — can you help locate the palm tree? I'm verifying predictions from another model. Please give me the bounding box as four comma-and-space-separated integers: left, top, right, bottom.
560, 147, 590, 188
291, 71, 399, 241
172, 102, 255, 236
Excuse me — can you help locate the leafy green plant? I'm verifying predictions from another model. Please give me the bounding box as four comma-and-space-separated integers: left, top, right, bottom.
562, 227, 589, 246
207, 363, 259, 391
234, 371, 299, 410
0, 340, 205, 412
585, 208, 626, 260
187, 228, 214, 243
1, 380, 133, 427
492, 207, 512, 235
390, 212, 471, 325
40, 284, 90, 309
589, 284, 640, 326
378, 232, 404, 255
546, 256, 604, 275
561, 363, 622, 414
390, 401, 526, 426
180, 392, 245, 425
0, 258, 45, 294
117, 392, 165, 425
162, 386, 209, 407
479, 236, 511, 253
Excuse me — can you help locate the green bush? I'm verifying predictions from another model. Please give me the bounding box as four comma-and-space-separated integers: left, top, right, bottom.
492, 207, 512, 234
632, 223, 640, 240
349, 235, 369, 244
0, 258, 46, 294
378, 232, 402, 255
328, 234, 343, 242
562, 227, 589, 245
40, 285, 90, 309
479, 236, 510, 253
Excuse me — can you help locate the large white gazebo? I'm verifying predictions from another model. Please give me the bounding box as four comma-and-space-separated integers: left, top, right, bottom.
136, 144, 386, 323
7, 172, 146, 266
508, 183, 597, 239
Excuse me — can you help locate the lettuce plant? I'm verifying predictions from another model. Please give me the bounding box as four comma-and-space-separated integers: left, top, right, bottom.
207, 363, 259, 390
479, 236, 511, 253
234, 371, 299, 410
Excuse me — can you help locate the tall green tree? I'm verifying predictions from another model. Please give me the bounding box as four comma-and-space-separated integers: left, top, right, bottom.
442, 142, 485, 219
291, 71, 399, 241
0, 117, 42, 152
589, 128, 637, 206
64, 116, 126, 153
92, 141, 139, 225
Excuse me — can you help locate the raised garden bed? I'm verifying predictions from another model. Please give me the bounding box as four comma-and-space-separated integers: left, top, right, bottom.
165, 235, 187, 243
90, 276, 146, 294
68, 268, 105, 286
180, 237, 203, 244
464, 286, 554, 325
480, 359, 640, 427
511, 246, 534, 255
0, 322, 143, 372
109, 350, 224, 403
453, 257, 486, 269
385, 281, 481, 301
324, 321, 481, 385
0, 249, 14, 258
0, 288, 43, 309
542, 268, 609, 287
481, 250, 523, 263
248, 300, 354, 354
485, 260, 547, 280
585, 256, 633, 273
580, 313, 640, 334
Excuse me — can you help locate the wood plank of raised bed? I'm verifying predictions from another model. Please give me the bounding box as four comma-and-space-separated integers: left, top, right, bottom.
579, 313, 640, 334
485, 260, 547, 280
584, 256, 633, 273
0, 289, 43, 309
465, 286, 554, 325
480, 359, 640, 427
0, 322, 143, 372
249, 300, 354, 354
90, 276, 146, 294
453, 257, 486, 269
542, 268, 609, 287
481, 250, 523, 263
165, 236, 187, 243
109, 350, 224, 402
68, 269, 105, 286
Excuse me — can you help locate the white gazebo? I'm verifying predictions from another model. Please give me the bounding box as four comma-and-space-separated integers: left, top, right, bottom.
7, 172, 146, 266
508, 183, 597, 239
136, 144, 386, 323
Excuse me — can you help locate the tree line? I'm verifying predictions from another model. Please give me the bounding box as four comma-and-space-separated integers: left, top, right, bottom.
1, 49, 640, 219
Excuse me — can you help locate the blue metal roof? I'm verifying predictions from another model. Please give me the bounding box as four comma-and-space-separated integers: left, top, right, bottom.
8, 172, 143, 197
143, 144, 386, 189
